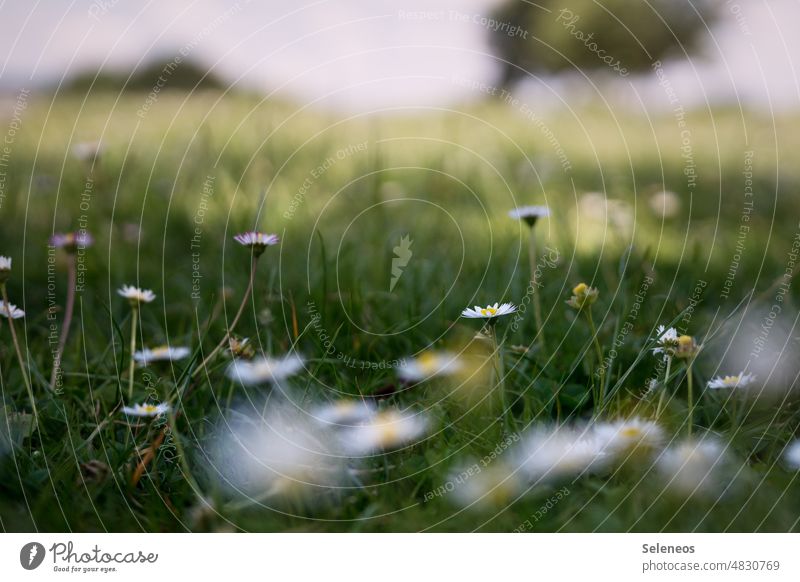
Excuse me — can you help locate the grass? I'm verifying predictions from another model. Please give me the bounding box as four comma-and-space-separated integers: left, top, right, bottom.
1, 92, 800, 532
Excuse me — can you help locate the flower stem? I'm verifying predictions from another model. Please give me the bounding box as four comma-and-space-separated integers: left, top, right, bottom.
686, 358, 694, 436
128, 305, 138, 400
1, 283, 38, 425
50, 253, 76, 391
586, 308, 604, 408
528, 232, 546, 350
656, 356, 672, 418
488, 321, 512, 432
194, 254, 258, 378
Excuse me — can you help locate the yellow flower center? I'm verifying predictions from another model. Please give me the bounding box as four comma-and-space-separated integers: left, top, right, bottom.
481, 307, 498, 316
621, 427, 642, 438
142, 405, 157, 414
418, 352, 440, 372
678, 335, 694, 347
573, 283, 588, 296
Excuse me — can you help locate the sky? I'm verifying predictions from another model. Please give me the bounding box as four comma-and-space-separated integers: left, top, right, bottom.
0, 0, 798, 113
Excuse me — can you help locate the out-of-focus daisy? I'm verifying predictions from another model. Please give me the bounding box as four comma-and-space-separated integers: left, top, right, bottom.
783, 440, 800, 470
649, 190, 681, 219
0, 300, 25, 319
227, 337, 255, 360
652, 325, 679, 359
226, 354, 304, 385
461, 302, 517, 320
516, 427, 609, 482
397, 350, 463, 382
340, 409, 429, 454
593, 417, 664, 457
312, 400, 376, 427
212, 405, 346, 499
233, 232, 279, 256
565, 282, 599, 311
134, 346, 191, 365
50, 231, 94, 252
707, 371, 756, 390
451, 462, 523, 508
71, 140, 104, 162
0, 255, 11, 283
117, 285, 156, 305
657, 438, 729, 497
509, 205, 550, 227
122, 402, 170, 417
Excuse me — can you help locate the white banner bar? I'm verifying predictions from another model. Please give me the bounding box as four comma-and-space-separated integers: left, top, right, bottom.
1, 534, 798, 580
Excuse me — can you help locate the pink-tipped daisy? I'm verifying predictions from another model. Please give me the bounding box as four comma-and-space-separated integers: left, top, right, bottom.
50, 231, 94, 252
234, 232, 279, 256
0, 300, 25, 319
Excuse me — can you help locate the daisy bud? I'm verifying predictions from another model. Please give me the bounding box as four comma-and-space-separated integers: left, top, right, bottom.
566, 282, 599, 310
674, 335, 699, 359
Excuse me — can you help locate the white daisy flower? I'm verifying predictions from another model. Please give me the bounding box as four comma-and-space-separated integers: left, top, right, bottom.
707, 371, 757, 389
71, 140, 104, 162
461, 302, 517, 319
134, 346, 191, 365
593, 417, 665, 457
508, 205, 550, 227
50, 231, 94, 251
0, 256, 11, 271
397, 351, 464, 382
657, 438, 729, 497
784, 440, 800, 470
122, 402, 170, 417
117, 285, 156, 305
451, 462, 523, 508
515, 427, 609, 482
652, 325, 679, 359
340, 409, 429, 454
212, 404, 347, 499
312, 400, 377, 427
0, 300, 25, 319
226, 354, 304, 385
233, 232, 279, 256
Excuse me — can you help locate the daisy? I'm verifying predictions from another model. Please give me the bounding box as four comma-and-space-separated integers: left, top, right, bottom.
117, 285, 156, 305
226, 354, 304, 385
0, 256, 11, 272
312, 400, 377, 427
565, 282, 599, 310
122, 402, 170, 417
657, 438, 729, 497
674, 334, 700, 359
652, 325, 679, 359
516, 427, 609, 482
397, 350, 463, 382
340, 409, 429, 454
707, 371, 756, 389
71, 140, 104, 162
0, 300, 25, 319
50, 231, 94, 251
509, 205, 550, 227
233, 232, 279, 256
134, 345, 191, 365
461, 302, 517, 319
212, 405, 347, 499
451, 462, 523, 508
593, 417, 665, 457
783, 440, 800, 470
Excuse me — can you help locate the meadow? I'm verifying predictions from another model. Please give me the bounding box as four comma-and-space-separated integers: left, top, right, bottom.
1, 91, 800, 532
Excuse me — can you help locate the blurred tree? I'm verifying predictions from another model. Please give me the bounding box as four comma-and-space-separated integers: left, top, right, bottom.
489, 0, 718, 86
